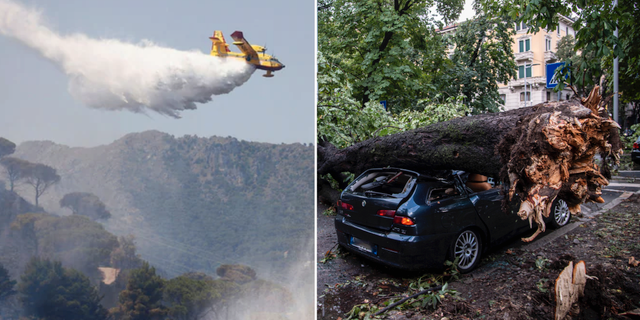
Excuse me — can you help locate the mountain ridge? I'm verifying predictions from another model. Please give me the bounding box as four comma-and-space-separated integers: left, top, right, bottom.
12, 130, 314, 280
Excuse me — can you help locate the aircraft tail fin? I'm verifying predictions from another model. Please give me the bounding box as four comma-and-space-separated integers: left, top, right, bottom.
209, 30, 230, 57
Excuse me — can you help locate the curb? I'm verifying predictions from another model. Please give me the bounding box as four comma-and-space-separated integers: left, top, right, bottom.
523, 191, 634, 252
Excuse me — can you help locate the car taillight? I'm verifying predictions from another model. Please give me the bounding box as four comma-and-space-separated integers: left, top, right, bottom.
634, 142, 639, 150
337, 200, 353, 211
377, 210, 396, 217
393, 216, 415, 226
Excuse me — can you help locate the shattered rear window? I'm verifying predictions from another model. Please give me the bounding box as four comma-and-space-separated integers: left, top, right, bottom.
345, 171, 416, 198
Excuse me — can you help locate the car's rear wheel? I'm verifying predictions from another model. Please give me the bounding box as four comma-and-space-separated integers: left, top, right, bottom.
451, 229, 482, 273
548, 198, 571, 229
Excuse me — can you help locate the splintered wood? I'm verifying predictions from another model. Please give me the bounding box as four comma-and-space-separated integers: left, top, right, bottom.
554, 261, 597, 320
507, 86, 621, 242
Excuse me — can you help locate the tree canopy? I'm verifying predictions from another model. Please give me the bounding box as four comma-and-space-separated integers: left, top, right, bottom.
18, 257, 108, 320
318, 0, 516, 114
0, 157, 29, 192
116, 262, 167, 320
11, 213, 119, 280
60, 192, 112, 220
22, 163, 60, 207
0, 138, 15, 159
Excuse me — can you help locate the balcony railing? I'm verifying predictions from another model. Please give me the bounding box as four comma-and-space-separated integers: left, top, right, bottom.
505, 77, 546, 89
514, 51, 533, 61
544, 51, 557, 62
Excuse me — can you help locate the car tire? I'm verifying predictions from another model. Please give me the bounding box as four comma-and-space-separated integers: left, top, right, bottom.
451, 229, 482, 273
548, 198, 571, 229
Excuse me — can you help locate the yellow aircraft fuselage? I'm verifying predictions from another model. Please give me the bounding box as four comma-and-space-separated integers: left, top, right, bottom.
209, 30, 284, 77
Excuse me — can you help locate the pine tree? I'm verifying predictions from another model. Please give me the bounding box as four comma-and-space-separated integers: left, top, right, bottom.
116, 262, 166, 320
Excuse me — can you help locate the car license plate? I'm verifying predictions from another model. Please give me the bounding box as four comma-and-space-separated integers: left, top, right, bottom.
350, 236, 374, 254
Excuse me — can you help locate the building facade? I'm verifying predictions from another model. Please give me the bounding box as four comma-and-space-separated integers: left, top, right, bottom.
439, 15, 576, 111
499, 15, 576, 111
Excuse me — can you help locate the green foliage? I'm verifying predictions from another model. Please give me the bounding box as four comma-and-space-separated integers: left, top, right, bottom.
319, 0, 515, 119
60, 192, 112, 220
318, 96, 469, 148
419, 283, 456, 310
18, 257, 108, 320
117, 262, 166, 320
11, 213, 119, 281
535, 256, 550, 270
536, 278, 549, 293
0, 263, 16, 301
318, 0, 462, 111
0, 137, 16, 159
446, 13, 517, 113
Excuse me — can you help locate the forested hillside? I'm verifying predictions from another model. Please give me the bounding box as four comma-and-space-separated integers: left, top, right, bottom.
11, 131, 314, 282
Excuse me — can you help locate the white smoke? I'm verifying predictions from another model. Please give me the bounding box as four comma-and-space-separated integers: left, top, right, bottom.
0, 0, 254, 118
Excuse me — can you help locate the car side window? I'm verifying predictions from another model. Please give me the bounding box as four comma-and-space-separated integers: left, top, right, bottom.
428, 186, 460, 202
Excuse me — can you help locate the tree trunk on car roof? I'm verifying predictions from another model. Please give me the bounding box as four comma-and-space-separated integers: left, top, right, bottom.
319, 86, 621, 242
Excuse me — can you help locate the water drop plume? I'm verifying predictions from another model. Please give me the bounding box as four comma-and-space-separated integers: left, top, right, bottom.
0, 0, 255, 118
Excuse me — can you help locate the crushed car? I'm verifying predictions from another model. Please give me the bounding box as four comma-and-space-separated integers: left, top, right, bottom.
335, 168, 570, 273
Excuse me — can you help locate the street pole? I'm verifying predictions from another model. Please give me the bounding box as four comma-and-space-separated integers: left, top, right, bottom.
524, 61, 527, 108
613, 0, 619, 123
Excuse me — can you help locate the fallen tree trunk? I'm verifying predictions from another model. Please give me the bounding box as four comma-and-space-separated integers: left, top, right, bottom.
318, 87, 621, 242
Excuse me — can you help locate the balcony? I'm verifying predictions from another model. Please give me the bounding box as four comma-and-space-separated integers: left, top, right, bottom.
505, 77, 546, 89
514, 51, 533, 61
544, 51, 558, 62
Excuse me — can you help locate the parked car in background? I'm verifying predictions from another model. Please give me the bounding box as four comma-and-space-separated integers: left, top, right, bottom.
334, 168, 571, 273
631, 136, 640, 164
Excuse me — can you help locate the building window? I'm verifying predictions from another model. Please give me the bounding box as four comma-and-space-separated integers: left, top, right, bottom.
546, 38, 552, 51
515, 21, 528, 31
566, 26, 569, 35
520, 92, 530, 101
518, 65, 532, 78
519, 39, 530, 52
500, 94, 506, 103
566, 94, 570, 100
557, 25, 561, 35
547, 91, 551, 101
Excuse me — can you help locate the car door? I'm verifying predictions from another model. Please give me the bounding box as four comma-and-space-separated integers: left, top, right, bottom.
473, 188, 527, 245
429, 181, 478, 234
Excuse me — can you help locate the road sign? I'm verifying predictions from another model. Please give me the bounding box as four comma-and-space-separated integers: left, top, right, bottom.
546, 62, 566, 89
380, 100, 387, 110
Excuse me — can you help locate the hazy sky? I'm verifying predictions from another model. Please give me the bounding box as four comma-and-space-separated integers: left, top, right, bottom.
0, 0, 315, 147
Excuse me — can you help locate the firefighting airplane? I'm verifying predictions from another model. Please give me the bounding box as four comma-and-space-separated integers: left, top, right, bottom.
209, 30, 285, 77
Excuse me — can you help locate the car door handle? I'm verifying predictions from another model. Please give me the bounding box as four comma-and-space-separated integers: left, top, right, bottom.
439, 208, 450, 213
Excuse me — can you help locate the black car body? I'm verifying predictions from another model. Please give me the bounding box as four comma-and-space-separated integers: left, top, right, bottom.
334, 168, 570, 272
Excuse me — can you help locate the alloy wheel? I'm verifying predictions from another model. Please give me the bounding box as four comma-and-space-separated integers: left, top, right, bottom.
454, 230, 479, 270
553, 199, 571, 227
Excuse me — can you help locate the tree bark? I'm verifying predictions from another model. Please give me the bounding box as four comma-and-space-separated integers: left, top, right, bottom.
319, 87, 621, 241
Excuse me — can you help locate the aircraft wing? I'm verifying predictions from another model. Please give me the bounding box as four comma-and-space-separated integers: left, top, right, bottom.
230, 31, 259, 63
